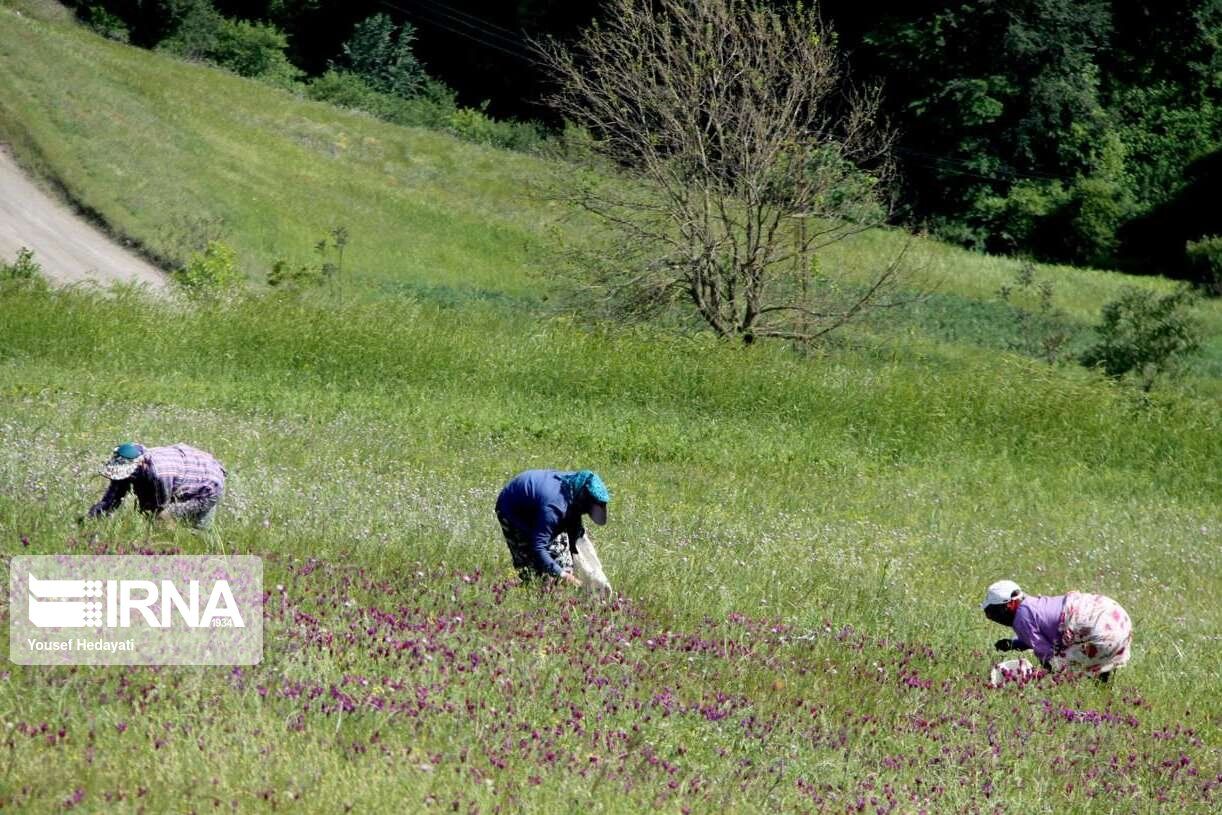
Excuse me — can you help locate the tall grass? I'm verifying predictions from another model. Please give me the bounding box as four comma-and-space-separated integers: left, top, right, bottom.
1, 282, 1219, 811
3, 282, 1218, 660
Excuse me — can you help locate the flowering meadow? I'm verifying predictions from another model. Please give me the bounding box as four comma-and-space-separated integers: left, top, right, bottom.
1, 285, 1219, 813
1, 551, 1217, 813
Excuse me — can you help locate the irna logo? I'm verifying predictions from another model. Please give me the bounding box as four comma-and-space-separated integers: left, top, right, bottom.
11, 555, 262, 666
27, 574, 245, 629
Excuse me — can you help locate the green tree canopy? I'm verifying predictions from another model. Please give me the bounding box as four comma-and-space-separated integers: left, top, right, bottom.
340, 13, 429, 99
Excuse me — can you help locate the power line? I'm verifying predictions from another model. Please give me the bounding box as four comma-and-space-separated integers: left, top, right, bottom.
368, 4, 1083, 185
408, 0, 533, 54
377, 0, 527, 57
376, 0, 539, 64
413, 0, 525, 44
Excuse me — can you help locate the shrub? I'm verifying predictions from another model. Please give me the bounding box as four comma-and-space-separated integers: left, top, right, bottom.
175, 240, 243, 295
267, 258, 322, 291
156, 0, 223, 61
1051, 174, 1133, 268
305, 71, 456, 130
328, 18, 546, 152
447, 105, 547, 152
1, 247, 42, 281
304, 69, 386, 111
341, 13, 428, 100
1080, 286, 1202, 391
996, 261, 1074, 364
982, 180, 1068, 254
158, 2, 300, 87
267, 227, 350, 292
211, 18, 302, 87
85, 4, 129, 43
1185, 235, 1222, 296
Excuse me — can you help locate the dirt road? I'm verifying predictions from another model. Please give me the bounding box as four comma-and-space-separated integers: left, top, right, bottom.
0, 147, 166, 290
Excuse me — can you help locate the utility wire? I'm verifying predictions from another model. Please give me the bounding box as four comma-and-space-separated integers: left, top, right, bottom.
376, 0, 539, 63
371, 3, 1079, 185
412, 0, 526, 44
408, 0, 532, 54
383, 0, 531, 60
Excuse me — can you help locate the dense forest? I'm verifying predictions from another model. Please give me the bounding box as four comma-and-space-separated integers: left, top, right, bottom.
70, 1, 1221, 288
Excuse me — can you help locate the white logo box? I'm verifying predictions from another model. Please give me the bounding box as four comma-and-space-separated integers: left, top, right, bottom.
10, 555, 262, 665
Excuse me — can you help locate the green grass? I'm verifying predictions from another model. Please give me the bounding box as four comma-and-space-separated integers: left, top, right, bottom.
1, 284, 1218, 812
0, 3, 1220, 812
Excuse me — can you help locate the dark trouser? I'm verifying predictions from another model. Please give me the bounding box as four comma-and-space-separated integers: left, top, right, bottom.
497, 513, 572, 580
164, 491, 221, 529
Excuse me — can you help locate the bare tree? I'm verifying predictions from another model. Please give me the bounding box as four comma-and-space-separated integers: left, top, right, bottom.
539, 0, 909, 343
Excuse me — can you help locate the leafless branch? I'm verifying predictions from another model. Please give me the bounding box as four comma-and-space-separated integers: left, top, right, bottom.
537, 0, 909, 343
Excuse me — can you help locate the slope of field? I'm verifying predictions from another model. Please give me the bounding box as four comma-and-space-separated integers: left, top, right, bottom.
0, 3, 1219, 813
2, 285, 1218, 812
0, 1, 556, 298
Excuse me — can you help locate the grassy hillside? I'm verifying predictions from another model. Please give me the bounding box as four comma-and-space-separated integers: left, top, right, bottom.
0, 0, 555, 297
1, 3, 1219, 812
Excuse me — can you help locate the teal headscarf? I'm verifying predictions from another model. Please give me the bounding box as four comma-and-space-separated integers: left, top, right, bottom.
561, 470, 610, 504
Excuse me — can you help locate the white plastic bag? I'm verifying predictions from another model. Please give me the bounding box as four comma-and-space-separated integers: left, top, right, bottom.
989, 657, 1033, 687
572, 534, 612, 597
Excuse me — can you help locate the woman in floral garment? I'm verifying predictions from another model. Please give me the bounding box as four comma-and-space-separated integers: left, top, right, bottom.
981, 579, 1133, 681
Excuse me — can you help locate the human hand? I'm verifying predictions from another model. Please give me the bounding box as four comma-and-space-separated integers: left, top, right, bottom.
994, 638, 1016, 652
561, 571, 583, 588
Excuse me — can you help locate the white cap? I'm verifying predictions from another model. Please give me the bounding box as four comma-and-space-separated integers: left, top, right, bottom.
981, 579, 1024, 609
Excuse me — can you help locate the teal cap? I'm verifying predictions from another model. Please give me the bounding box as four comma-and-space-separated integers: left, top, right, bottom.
102, 442, 144, 480
115, 442, 142, 460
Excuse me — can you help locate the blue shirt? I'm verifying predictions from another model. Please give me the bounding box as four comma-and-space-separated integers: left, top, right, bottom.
495, 470, 586, 576
1012, 595, 1066, 663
